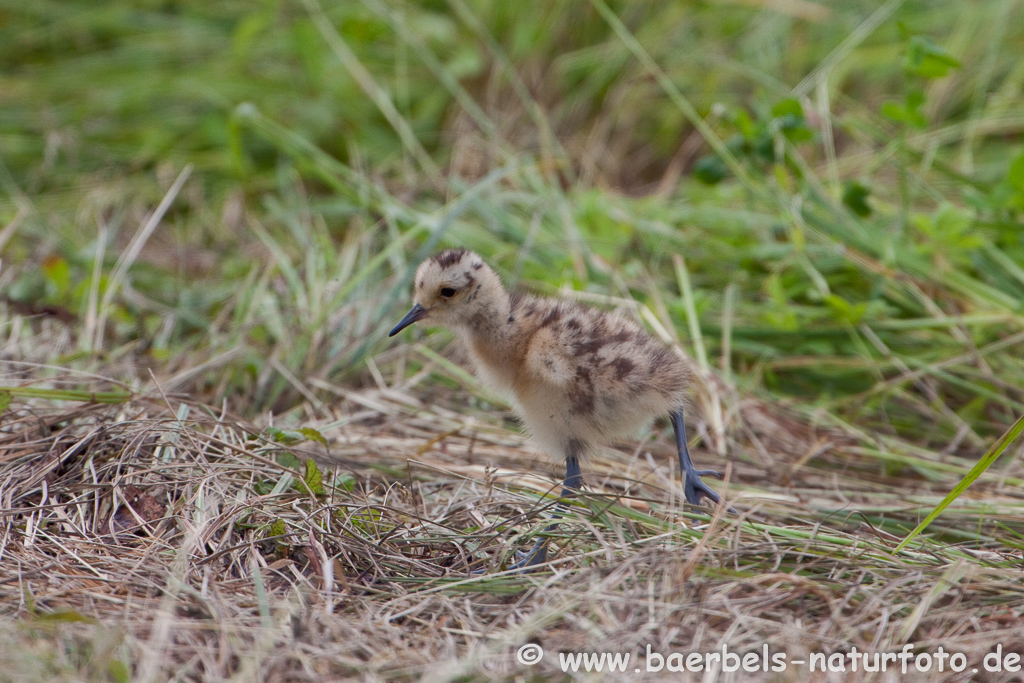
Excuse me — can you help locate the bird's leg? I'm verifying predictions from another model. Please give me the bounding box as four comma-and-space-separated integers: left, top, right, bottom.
509, 450, 583, 570
670, 408, 735, 512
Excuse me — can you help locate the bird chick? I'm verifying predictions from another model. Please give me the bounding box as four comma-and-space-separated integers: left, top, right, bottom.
390, 248, 729, 567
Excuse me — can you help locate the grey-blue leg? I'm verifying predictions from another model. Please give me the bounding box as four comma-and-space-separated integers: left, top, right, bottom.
670, 408, 734, 512
509, 447, 583, 570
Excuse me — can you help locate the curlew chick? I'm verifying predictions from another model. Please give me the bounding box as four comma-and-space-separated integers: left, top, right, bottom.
390, 248, 730, 567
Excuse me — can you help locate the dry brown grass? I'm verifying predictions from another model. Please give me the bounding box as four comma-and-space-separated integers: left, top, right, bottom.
4, 340, 1024, 682
6, 0, 1024, 678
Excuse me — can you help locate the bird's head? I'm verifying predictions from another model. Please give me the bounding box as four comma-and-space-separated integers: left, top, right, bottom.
389, 249, 505, 337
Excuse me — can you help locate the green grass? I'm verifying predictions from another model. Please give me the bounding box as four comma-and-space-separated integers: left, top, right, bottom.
3, 0, 1024, 680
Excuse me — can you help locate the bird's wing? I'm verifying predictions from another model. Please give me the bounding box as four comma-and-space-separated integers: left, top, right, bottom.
521, 324, 578, 388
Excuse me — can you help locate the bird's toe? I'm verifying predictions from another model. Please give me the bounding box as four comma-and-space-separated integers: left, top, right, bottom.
684, 472, 736, 513
509, 540, 549, 571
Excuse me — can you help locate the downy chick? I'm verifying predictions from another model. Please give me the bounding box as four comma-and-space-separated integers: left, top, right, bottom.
390, 248, 730, 566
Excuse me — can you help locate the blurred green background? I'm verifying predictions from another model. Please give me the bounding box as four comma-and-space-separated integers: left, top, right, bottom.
2, 0, 1023, 459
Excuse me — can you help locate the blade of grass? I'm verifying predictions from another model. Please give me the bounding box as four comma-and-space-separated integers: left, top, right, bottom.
94, 164, 192, 352
673, 253, 707, 371
302, 0, 443, 184
0, 387, 132, 403
896, 412, 1024, 552
590, 0, 758, 197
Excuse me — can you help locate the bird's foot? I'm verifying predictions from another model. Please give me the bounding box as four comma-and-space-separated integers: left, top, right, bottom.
507, 538, 550, 572
683, 467, 736, 513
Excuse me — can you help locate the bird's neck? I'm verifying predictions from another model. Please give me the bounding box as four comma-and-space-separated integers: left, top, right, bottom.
460, 293, 512, 348
459, 293, 520, 393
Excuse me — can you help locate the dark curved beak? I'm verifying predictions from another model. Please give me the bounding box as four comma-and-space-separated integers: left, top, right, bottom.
389, 303, 428, 337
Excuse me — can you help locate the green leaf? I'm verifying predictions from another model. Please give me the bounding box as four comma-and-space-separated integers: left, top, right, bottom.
992, 151, 1024, 210
41, 255, 71, 297
772, 98, 812, 143
896, 412, 1024, 552
266, 426, 304, 446
298, 426, 328, 446
299, 457, 324, 495
275, 451, 303, 470
881, 90, 927, 129
778, 116, 814, 143
904, 35, 961, 79
765, 273, 787, 306
0, 391, 11, 415
1007, 151, 1024, 191
332, 472, 356, 491
731, 107, 756, 138
108, 660, 130, 683
694, 155, 729, 185
905, 90, 925, 111
881, 102, 906, 122
771, 98, 803, 118
842, 180, 872, 217
824, 294, 867, 324
932, 204, 973, 241
35, 610, 97, 624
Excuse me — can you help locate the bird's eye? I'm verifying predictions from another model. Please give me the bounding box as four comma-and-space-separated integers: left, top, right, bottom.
440, 287, 456, 299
